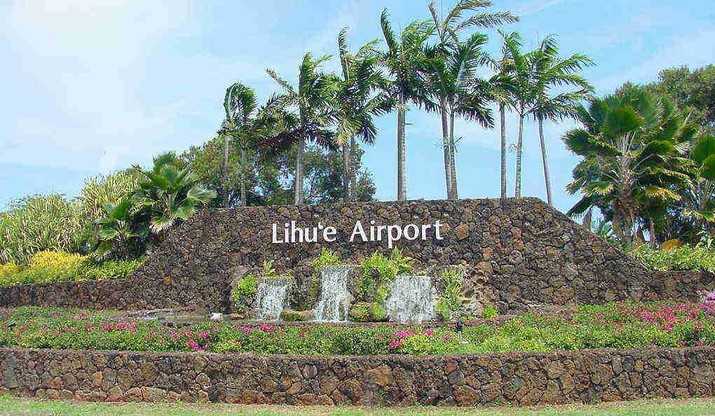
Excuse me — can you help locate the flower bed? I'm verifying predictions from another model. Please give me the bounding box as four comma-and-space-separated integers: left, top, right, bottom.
2, 300, 715, 356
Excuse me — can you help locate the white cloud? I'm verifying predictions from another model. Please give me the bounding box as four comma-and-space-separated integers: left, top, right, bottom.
515, 0, 568, 17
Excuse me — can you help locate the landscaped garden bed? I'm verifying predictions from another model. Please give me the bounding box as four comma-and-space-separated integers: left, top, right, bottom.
2, 300, 714, 355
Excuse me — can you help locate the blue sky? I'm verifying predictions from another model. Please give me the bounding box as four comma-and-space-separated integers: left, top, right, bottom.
1, 0, 713, 212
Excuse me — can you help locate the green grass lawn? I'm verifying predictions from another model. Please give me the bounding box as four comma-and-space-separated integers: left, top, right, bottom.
1, 395, 715, 416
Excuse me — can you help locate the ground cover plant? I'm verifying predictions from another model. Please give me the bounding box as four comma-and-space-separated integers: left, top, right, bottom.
2, 299, 714, 355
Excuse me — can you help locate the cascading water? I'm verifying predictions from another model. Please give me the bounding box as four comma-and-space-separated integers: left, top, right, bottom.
255, 279, 290, 321
313, 265, 353, 322
385, 275, 437, 323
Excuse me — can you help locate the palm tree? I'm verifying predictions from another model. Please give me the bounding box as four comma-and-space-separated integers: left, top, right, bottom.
679, 135, 715, 237
266, 53, 337, 205
334, 28, 393, 201
529, 35, 593, 206
500, 32, 534, 199
425, 34, 494, 199
426, 0, 516, 199
489, 31, 520, 200
221, 82, 258, 207
380, 9, 435, 201
563, 85, 692, 243
132, 153, 217, 235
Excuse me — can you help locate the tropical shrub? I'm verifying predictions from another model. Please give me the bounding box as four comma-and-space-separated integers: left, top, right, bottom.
132, 153, 217, 235
0, 195, 84, 264
77, 170, 142, 225
358, 248, 413, 302
629, 244, 715, 272
231, 274, 258, 312
435, 266, 464, 321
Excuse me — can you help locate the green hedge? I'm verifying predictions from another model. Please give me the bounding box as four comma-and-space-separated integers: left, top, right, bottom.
0, 251, 143, 287
1, 301, 713, 355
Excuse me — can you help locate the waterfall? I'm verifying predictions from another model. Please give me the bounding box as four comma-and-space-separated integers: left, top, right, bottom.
255, 279, 290, 321
385, 275, 437, 323
313, 265, 353, 322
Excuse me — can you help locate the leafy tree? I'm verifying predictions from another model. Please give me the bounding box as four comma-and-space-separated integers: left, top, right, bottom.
426, 0, 515, 199
647, 65, 715, 132
529, 35, 593, 206
334, 28, 392, 201
379, 10, 435, 201
266, 53, 337, 205
563, 85, 693, 243
132, 153, 217, 235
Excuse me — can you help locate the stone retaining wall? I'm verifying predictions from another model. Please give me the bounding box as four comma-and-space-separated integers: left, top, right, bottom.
0, 198, 713, 313
1, 347, 714, 406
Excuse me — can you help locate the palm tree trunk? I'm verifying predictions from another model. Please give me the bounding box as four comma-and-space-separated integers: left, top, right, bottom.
222, 133, 230, 207
499, 103, 507, 200
239, 145, 247, 206
397, 96, 407, 202
538, 117, 553, 206
449, 110, 458, 200
514, 112, 525, 198
649, 219, 657, 248
350, 136, 357, 201
294, 136, 306, 205
583, 207, 593, 230
342, 141, 350, 201
440, 99, 452, 199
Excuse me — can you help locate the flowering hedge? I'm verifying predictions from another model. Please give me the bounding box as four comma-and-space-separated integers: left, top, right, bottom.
2, 300, 715, 356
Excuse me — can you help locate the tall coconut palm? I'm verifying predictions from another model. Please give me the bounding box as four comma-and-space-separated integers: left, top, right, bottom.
335, 28, 393, 201
563, 85, 692, 243
221, 82, 258, 207
425, 34, 494, 199
427, 0, 516, 199
489, 31, 520, 200
380, 9, 435, 201
529, 35, 593, 206
500, 31, 535, 199
265, 53, 337, 205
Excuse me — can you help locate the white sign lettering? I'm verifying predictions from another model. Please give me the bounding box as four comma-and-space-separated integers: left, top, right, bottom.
271, 220, 444, 248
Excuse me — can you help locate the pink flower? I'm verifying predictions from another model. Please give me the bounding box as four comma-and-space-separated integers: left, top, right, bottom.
187, 339, 205, 352
239, 325, 253, 335
199, 331, 210, 340
394, 330, 411, 340
259, 323, 275, 333
388, 339, 402, 350
424, 329, 434, 337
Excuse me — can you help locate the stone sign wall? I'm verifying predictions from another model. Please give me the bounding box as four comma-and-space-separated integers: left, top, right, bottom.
1, 347, 714, 405
1, 198, 713, 312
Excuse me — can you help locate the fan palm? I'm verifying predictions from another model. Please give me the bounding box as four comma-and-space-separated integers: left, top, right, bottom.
132, 154, 217, 235
529, 35, 593, 206
427, 0, 516, 199
335, 28, 393, 201
679, 135, 715, 235
563, 85, 692, 243
380, 9, 435, 201
221, 82, 258, 207
265, 53, 338, 205
95, 197, 148, 259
